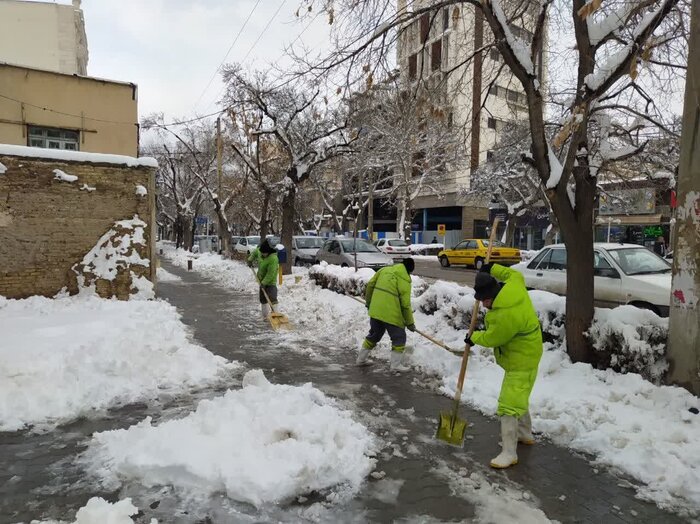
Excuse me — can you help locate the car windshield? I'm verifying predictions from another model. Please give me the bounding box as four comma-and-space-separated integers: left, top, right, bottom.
266, 236, 281, 246
388, 239, 408, 247
340, 239, 379, 253
606, 247, 671, 275
247, 237, 260, 245
481, 240, 506, 247
296, 237, 325, 249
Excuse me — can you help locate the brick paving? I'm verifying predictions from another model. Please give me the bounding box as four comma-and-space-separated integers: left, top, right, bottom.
0, 260, 690, 523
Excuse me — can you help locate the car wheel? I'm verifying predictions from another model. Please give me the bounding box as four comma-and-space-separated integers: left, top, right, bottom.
474, 257, 484, 270
341, 263, 349, 268
439, 256, 450, 268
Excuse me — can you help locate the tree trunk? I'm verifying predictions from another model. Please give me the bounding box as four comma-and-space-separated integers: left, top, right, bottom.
213, 199, 230, 255
280, 185, 297, 275
183, 216, 195, 251
175, 215, 184, 249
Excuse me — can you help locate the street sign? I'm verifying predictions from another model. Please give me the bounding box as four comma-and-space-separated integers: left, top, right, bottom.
195, 216, 208, 225
437, 224, 446, 235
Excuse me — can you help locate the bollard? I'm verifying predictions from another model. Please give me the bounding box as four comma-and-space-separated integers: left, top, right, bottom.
187, 259, 193, 271
278, 266, 283, 285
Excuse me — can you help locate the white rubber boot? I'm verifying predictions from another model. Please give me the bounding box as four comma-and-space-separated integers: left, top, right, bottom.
518, 411, 535, 445
356, 343, 372, 366
490, 416, 519, 469
260, 303, 270, 320
390, 351, 409, 372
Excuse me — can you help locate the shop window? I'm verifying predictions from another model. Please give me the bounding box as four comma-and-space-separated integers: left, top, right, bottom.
28, 126, 79, 151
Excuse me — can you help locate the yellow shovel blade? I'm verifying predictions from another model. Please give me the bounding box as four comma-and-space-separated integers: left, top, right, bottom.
435, 411, 468, 447
268, 312, 291, 331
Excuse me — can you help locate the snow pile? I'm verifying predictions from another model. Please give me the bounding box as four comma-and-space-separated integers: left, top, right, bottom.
0, 143, 157, 168
0, 161, 7, 174
409, 243, 443, 255
588, 306, 669, 381
135, 184, 148, 197
308, 262, 377, 296
156, 266, 182, 282
53, 169, 78, 183
79, 183, 96, 192
0, 294, 236, 431
83, 370, 376, 507
72, 215, 152, 300
31, 497, 142, 524
520, 249, 539, 261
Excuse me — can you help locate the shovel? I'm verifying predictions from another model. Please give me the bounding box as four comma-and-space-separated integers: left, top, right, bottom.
436, 217, 500, 447
250, 267, 291, 331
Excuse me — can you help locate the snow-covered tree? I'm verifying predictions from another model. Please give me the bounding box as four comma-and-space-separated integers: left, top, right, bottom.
296, 0, 688, 363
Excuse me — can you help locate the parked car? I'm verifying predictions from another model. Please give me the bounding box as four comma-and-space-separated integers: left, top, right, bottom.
234, 236, 261, 255
374, 238, 412, 260
316, 238, 393, 269
292, 236, 325, 266
438, 239, 521, 269
512, 243, 672, 316
231, 235, 241, 247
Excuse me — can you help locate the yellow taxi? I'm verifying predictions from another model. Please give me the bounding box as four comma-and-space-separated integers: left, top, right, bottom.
438, 239, 521, 270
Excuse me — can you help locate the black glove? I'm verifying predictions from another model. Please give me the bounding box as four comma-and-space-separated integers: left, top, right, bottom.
479, 262, 493, 273
407, 324, 416, 332
464, 334, 474, 346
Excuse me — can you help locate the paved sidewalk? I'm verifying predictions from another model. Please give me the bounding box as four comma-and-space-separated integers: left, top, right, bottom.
150, 260, 688, 523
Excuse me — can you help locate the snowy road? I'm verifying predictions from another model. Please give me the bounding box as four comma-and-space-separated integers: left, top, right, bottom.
413, 258, 478, 286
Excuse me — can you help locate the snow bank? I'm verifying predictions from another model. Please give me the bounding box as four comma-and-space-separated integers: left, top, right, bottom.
156, 267, 182, 282
83, 370, 376, 507
409, 243, 443, 255
0, 294, 237, 431
31, 497, 142, 524
0, 144, 157, 168
53, 169, 78, 183
0, 161, 7, 174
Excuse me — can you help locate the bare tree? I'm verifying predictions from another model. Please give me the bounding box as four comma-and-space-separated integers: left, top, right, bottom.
299, 0, 688, 363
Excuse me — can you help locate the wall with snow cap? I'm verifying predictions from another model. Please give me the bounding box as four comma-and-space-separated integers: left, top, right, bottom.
0, 154, 156, 299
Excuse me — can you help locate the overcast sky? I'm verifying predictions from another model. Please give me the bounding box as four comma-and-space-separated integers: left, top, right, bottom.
73, 0, 330, 122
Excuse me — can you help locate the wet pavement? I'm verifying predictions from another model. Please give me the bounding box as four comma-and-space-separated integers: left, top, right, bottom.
0, 259, 691, 523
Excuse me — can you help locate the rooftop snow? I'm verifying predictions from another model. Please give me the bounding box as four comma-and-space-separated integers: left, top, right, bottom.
0, 144, 158, 168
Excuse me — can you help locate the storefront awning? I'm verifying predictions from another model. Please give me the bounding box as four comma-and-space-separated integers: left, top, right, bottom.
597, 214, 663, 225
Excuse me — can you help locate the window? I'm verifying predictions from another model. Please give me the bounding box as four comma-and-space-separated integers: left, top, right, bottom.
408, 53, 418, 80
431, 40, 442, 71
443, 8, 450, 31
487, 117, 497, 129
507, 89, 519, 102
420, 13, 430, 43
489, 48, 500, 62
454, 241, 468, 250
442, 35, 449, 68
466, 240, 478, 249
543, 248, 567, 270
488, 85, 500, 96
486, 150, 495, 162
447, 112, 454, 128
528, 248, 550, 269
28, 126, 79, 151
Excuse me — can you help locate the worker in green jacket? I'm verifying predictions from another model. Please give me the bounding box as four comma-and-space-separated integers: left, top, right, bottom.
248, 240, 279, 319
357, 258, 416, 371
465, 263, 543, 469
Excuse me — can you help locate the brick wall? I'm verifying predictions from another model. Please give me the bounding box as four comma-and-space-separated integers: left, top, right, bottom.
0, 154, 156, 299
461, 205, 489, 238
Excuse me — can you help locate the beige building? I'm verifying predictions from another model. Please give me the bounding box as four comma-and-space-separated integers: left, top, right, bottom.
396, 0, 536, 239
0, 0, 88, 76
0, 63, 139, 156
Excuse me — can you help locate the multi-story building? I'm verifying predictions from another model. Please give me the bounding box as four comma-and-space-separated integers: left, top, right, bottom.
395, 0, 537, 243
0, 1, 139, 157
0, 0, 88, 76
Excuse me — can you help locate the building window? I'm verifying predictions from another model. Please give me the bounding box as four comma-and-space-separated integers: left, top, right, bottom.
420, 13, 430, 43
443, 8, 449, 31
408, 53, 418, 80
487, 150, 495, 162
443, 35, 449, 68
447, 112, 453, 128
489, 48, 500, 62
488, 85, 500, 96
510, 25, 533, 43
487, 117, 497, 129
431, 40, 442, 71
28, 126, 79, 151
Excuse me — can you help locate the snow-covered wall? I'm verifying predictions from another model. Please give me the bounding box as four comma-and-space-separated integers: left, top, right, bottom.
0, 154, 156, 299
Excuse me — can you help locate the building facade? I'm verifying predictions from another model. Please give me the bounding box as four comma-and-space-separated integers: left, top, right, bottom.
0, 63, 139, 157
0, 0, 88, 76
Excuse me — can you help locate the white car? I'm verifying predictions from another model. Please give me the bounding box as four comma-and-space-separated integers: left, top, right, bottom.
234, 236, 261, 255
315, 238, 394, 269
292, 236, 325, 266
375, 238, 412, 260
513, 243, 672, 316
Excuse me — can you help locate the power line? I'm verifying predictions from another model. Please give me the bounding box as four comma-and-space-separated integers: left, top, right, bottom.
204, 0, 288, 113
0, 92, 137, 125
192, 0, 263, 111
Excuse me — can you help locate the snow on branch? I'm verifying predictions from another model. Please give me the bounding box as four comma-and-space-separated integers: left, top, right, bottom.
489, 0, 535, 76
546, 144, 564, 189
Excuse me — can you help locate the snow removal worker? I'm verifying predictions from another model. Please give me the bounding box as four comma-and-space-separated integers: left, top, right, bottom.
465, 263, 543, 469
248, 239, 279, 319
356, 258, 416, 371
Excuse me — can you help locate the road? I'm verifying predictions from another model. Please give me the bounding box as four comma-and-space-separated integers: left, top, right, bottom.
413, 257, 477, 286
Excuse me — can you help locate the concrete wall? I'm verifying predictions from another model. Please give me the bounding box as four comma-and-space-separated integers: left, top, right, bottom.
0, 0, 88, 75
0, 63, 138, 156
0, 153, 156, 299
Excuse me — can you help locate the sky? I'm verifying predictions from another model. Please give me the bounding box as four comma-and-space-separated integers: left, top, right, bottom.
68, 0, 331, 122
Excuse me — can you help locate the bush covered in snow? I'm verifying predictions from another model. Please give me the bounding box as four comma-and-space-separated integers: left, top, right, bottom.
308, 263, 376, 296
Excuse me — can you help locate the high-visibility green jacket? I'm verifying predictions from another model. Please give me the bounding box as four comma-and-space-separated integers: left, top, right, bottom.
252, 251, 279, 286
471, 264, 542, 371
365, 264, 414, 328
247, 249, 262, 265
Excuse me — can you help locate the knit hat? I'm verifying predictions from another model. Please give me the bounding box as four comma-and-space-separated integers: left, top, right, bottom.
474, 271, 500, 301
402, 258, 415, 274
260, 239, 275, 254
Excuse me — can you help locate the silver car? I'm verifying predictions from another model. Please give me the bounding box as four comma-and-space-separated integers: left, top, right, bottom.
316, 238, 393, 269
292, 236, 325, 266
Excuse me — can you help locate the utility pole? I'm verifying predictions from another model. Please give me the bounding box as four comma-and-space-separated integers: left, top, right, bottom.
667, 0, 700, 395
215, 116, 227, 254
